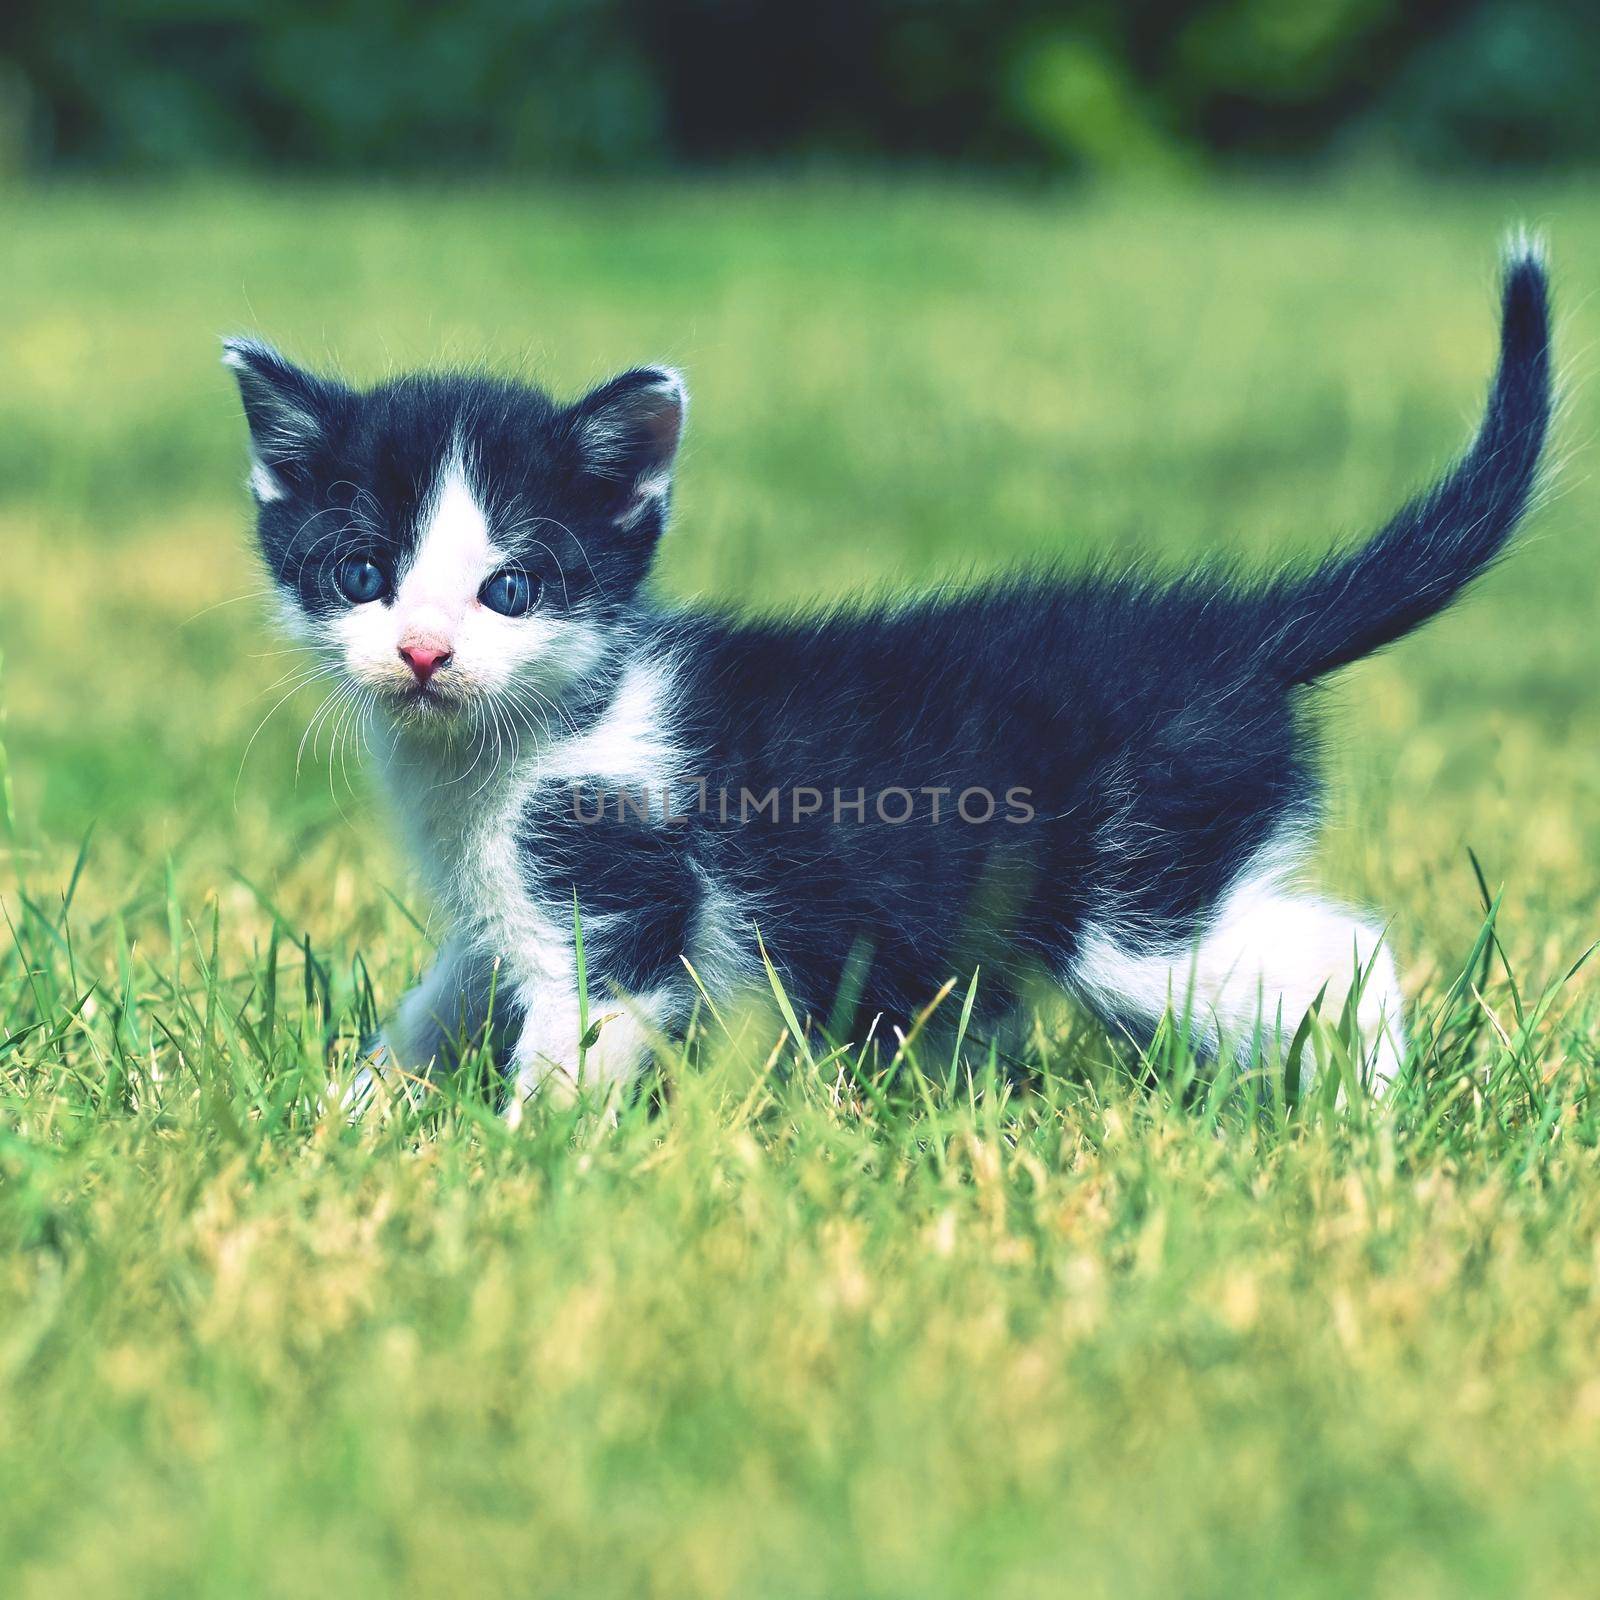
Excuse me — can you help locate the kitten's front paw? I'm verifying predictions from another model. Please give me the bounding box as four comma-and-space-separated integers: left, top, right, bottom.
502, 1062, 579, 1128
334, 1033, 393, 1122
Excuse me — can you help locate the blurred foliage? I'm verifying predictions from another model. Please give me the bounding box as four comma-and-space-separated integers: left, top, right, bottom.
0, 0, 1597, 176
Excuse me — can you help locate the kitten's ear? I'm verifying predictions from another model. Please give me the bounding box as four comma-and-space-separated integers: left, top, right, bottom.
221, 338, 345, 501
567, 366, 687, 527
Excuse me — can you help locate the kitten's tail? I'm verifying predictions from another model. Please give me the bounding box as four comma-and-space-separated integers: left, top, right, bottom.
1265, 243, 1552, 686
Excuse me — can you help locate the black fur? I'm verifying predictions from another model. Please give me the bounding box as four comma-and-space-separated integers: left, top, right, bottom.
230, 249, 1553, 1062
516, 797, 703, 998
1263, 252, 1551, 684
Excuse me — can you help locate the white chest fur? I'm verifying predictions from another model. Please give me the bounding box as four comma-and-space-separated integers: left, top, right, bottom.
372, 656, 684, 994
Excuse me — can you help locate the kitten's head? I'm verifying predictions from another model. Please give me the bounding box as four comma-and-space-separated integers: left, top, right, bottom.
224, 340, 685, 731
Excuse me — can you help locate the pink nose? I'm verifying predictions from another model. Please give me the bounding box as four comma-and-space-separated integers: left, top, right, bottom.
399, 644, 452, 685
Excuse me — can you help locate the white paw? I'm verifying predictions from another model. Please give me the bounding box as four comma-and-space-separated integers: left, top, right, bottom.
503, 1062, 579, 1126
334, 1036, 394, 1122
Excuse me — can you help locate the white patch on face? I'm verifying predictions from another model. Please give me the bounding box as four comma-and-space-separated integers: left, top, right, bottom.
398, 453, 501, 636
324, 444, 606, 719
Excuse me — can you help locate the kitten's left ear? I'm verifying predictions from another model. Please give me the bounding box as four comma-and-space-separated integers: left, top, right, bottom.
221, 337, 347, 501
567, 366, 687, 528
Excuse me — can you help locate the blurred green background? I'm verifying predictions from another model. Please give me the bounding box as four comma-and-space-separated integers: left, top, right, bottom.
3, 0, 1599, 179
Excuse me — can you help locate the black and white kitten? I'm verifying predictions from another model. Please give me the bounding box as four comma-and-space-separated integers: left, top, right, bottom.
227, 247, 1550, 1113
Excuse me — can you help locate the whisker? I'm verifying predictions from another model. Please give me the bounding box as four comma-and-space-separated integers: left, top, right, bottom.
298, 678, 357, 785
178, 588, 278, 628
234, 662, 340, 809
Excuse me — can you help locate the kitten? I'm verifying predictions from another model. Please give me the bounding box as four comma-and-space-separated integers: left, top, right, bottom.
227, 246, 1550, 1114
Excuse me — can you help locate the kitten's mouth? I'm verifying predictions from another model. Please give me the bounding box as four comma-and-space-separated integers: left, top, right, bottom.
388, 679, 463, 717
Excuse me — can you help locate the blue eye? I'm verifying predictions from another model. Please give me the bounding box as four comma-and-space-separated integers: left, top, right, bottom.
336, 556, 388, 605
480, 569, 540, 617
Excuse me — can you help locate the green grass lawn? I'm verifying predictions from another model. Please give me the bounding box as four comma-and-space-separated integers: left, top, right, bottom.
5, 175, 1600, 1598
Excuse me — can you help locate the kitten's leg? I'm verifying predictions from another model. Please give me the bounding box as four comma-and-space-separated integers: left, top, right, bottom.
1191, 893, 1405, 1095
349, 936, 506, 1113
1071, 893, 1407, 1097
503, 978, 677, 1125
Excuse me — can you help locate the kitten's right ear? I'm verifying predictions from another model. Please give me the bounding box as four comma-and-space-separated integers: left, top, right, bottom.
566, 366, 687, 530
221, 338, 345, 501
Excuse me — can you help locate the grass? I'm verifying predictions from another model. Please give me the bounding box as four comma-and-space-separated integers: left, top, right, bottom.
5, 173, 1600, 1596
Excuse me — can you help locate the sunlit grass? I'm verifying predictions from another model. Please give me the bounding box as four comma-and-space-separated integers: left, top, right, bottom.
5, 175, 1600, 1597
